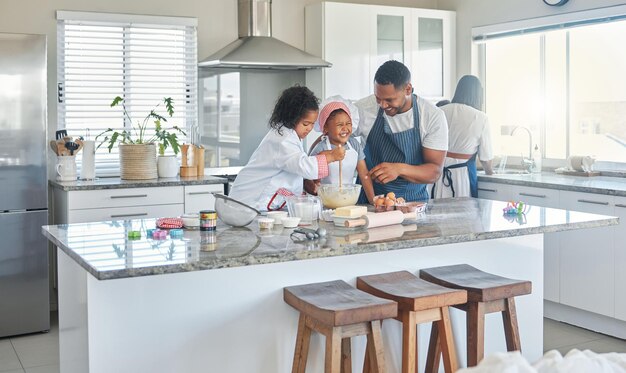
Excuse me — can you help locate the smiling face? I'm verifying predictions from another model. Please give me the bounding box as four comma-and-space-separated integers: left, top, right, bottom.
323, 110, 352, 146
294, 110, 318, 139
374, 82, 413, 117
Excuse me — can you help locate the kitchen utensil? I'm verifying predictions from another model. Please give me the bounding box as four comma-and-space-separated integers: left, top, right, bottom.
266, 211, 288, 225
214, 193, 260, 227
317, 184, 361, 209
49, 140, 58, 155
291, 227, 327, 241
338, 144, 342, 190
281, 217, 301, 228
285, 195, 321, 225
345, 210, 416, 228
65, 141, 79, 155
74, 139, 84, 154
56, 139, 69, 156
55, 129, 67, 140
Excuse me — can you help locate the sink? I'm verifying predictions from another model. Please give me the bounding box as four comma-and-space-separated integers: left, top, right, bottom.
494, 170, 531, 175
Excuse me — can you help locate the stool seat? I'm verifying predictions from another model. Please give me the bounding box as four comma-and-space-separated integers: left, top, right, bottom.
284, 280, 397, 327
420, 264, 532, 302
357, 270, 468, 311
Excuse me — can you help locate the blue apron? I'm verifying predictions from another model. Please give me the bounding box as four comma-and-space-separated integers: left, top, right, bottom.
431, 154, 478, 198
359, 94, 429, 202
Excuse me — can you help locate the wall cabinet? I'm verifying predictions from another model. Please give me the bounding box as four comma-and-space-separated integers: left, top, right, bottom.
305, 2, 455, 102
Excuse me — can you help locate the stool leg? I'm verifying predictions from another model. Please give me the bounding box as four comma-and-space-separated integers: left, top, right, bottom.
467, 302, 485, 367
502, 298, 522, 352
341, 338, 352, 373
292, 314, 312, 373
325, 326, 342, 373
366, 320, 386, 373
438, 306, 459, 373
400, 310, 417, 373
425, 321, 441, 373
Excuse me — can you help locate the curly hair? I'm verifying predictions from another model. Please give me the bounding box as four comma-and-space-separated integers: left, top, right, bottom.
269, 85, 319, 134
374, 60, 411, 90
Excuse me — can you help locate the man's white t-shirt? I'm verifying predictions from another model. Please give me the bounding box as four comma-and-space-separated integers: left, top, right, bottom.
354, 95, 448, 152
440, 103, 493, 161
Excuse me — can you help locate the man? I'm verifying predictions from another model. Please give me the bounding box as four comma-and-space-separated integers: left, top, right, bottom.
354, 60, 448, 201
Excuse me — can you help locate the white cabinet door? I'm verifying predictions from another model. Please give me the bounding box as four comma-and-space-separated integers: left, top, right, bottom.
559, 191, 614, 317
477, 181, 511, 201
614, 196, 626, 321
410, 8, 455, 101
370, 5, 412, 79
184, 184, 224, 214
510, 185, 561, 302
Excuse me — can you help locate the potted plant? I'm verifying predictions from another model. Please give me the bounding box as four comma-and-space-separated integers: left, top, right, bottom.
96, 96, 186, 179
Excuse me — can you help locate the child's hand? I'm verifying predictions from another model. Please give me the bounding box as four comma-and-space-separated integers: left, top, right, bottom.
326, 145, 346, 163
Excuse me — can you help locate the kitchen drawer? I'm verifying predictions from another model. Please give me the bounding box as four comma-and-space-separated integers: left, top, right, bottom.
510, 186, 560, 208
67, 186, 183, 210
184, 184, 224, 214
477, 181, 511, 202
67, 204, 184, 224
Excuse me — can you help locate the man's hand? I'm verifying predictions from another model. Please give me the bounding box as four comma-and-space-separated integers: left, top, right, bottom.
369, 162, 402, 184
303, 179, 321, 195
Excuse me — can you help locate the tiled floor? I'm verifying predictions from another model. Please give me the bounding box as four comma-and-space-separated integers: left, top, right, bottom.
1, 315, 625, 372
0, 313, 58, 373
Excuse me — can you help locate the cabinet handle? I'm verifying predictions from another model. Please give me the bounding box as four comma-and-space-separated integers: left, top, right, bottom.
187, 192, 213, 195
577, 199, 609, 206
519, 192, 546, 198
110, 194, 148, 199
615, 204, 626, 208
110, 213, 148, 218
477, 188, 497, 193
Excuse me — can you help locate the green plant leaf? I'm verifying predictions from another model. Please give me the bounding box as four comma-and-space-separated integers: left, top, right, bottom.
111, 96, 123, 107
164, 97, 174, 117
108, 132, 120, 153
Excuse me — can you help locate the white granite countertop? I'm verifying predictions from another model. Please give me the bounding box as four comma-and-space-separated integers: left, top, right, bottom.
478, 172, 626, 196
49, 175, 228, 191
42, 197, 618, 280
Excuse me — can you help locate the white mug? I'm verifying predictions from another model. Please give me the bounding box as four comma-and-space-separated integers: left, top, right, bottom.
56, 156, 77, 181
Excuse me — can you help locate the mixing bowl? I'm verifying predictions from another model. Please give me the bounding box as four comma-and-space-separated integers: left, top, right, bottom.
317, 184, 362, 209
214, 194, 260, 227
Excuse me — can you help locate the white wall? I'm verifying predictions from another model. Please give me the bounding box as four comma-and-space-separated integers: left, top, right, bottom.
436, 0, 626, 79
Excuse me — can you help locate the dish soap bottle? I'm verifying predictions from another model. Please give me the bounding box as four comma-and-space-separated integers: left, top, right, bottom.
532, 144, 542, 173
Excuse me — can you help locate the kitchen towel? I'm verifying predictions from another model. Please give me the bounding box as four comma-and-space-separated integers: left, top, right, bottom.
80, 140, 96, 179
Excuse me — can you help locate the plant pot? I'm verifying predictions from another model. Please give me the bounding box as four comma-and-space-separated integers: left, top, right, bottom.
119, 143, 157, 180
157, 155, 179, 178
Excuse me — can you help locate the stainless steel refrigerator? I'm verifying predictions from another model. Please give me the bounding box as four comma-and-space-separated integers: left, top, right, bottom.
0, 33, 49, 337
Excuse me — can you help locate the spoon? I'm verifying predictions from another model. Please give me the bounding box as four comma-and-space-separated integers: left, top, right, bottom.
49, 140, 58, 155
338, 144, 342, 191
65, 141, 79, 156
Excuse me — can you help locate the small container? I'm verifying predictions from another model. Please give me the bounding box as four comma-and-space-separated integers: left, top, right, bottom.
146, 229, 156, 238
199, 210, 217, 231
152, 229, 167, 239
182, 213, 200, 228
170, 229, 184, 238
127, 230, 141, 239
257, 217, 274, 230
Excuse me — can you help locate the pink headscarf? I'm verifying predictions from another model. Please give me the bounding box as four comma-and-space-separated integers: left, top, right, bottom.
314, 95, 360, 133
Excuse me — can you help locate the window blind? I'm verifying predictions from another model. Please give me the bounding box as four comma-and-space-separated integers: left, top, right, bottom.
57, 13, 197, 176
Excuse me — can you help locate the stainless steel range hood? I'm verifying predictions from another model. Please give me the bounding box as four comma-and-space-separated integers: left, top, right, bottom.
198, 0, 330, 70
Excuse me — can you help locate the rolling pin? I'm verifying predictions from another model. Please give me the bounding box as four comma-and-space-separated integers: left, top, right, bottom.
345, 210, 416, 228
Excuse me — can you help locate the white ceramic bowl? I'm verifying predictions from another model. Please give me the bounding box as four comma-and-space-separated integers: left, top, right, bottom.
281, 217, 301, 228
266, 211, 288, 225
181, 213, 199, 228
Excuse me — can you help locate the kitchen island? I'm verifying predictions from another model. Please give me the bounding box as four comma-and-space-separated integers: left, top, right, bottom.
42, 197, 618, 373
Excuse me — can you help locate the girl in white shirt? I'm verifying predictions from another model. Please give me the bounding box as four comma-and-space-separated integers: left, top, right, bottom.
432, 75, 494, 198
229, 86, 345, 211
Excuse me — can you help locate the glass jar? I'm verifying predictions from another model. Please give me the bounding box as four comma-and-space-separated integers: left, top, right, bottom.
199, 210, 217, 231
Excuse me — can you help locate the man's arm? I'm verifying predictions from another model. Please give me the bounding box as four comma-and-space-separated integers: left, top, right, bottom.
368, 146, 446, 184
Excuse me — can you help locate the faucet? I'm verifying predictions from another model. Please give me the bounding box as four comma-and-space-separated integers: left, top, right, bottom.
511, 126, 534, 173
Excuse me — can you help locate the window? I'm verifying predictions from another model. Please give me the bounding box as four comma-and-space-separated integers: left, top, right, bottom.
476, 6, 626, 168
57, 11, 197, 176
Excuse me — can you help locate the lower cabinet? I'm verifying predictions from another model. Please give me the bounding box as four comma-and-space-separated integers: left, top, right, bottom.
477, 181, 511, 201
184, 184, 224, 214
614, 196, 626, 321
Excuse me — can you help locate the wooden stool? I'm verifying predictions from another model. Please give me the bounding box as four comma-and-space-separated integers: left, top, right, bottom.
357, 271, 467, 373
419, 264, 532, 367
284, 280, 398, 373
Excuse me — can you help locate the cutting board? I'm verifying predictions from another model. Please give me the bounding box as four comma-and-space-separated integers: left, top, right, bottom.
558, 170, 601, 177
